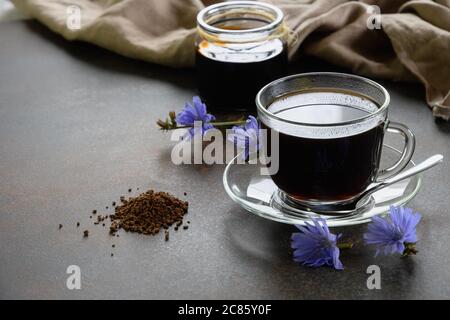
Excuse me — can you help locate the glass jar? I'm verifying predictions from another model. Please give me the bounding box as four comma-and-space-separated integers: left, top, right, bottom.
196, 1, 288, 111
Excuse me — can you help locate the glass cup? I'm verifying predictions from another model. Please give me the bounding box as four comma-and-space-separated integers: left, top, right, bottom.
256, 72, 415, 213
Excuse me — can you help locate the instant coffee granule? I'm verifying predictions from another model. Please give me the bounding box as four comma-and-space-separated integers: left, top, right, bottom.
109, 190, 188, 236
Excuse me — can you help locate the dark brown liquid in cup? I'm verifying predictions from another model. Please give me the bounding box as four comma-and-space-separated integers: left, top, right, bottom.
265, 92, 385, 202
196, 40, 288, 111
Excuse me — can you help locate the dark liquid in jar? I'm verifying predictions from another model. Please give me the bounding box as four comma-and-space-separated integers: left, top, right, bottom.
264, 89, 385, 201
196, 39, 288, 111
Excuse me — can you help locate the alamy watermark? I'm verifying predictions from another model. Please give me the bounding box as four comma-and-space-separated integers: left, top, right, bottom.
366, 5, 382, 30
66, 265, 81, 290
66, 5, 82, 31
170, 121, 280, 175
366, 265, 381, 290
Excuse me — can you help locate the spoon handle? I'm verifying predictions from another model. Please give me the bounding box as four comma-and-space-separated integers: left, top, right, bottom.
380, 154, 443, 187
357, 154, 444, 204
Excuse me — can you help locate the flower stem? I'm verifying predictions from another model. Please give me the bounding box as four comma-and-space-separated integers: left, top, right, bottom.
162, 120, 247, 130
337, 242, 354, 250
211, 120, 247, 127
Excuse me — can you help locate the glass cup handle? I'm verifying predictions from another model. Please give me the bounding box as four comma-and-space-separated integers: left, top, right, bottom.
376, 121, 416, 182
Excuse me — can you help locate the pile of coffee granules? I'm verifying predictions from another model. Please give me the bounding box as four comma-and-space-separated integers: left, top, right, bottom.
109, 190, 188, 236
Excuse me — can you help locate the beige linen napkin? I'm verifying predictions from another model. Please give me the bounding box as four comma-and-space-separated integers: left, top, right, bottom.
11, 0, 450, 119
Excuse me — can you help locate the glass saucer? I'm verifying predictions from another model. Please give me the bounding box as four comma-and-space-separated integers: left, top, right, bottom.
223, 144, 422, 227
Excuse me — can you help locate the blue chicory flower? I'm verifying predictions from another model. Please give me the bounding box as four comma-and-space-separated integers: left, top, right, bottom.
291, 217, 344, 270
175, 96, 215, 138
228, 115, 261, 160
364, 205, 421, 256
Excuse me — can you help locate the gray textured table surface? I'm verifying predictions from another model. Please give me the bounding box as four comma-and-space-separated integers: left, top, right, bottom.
0, 21, 449, 300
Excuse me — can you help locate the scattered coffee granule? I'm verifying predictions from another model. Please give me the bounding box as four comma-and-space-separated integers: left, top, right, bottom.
59, 224, 63, 229
102, 223, 105, 227
187, 221, 190, 224
128, 188, 132, 193
106, 206, 109, 209
83, 230, 89, 238
92, 210, 97, 214
77, 222, 80, 228
90, 216, 92, 219
112, 202, 116, 206
164, 231, 169, 241
174, 226, 179, 231
183, 225, 189, 230
111, 253, 114, 257
109, 190, 188, 236
184, 192, 187, 196
112, 244, 115, 248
